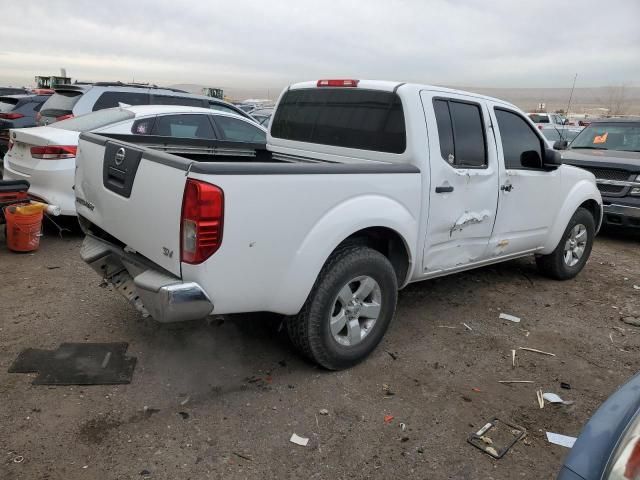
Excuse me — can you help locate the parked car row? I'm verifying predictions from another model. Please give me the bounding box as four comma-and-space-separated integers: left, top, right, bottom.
0, 90, 54, 155
2, 105, 266, 215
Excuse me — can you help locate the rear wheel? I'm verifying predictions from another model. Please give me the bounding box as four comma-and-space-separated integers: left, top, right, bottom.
287, 244, 398, 370
536, 207, 595, 280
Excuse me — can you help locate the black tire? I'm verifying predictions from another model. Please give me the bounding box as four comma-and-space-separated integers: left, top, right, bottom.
535, 207, 595, 280
287, 244, 398, 370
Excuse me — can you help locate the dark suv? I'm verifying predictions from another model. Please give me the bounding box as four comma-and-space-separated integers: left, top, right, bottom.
0, 93, 52, 154
38, 82, 254, 126
559, 119, 640, 229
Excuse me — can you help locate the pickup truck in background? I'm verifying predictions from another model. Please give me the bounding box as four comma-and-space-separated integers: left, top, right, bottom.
75, 79, 602, 369
558, 119, 640, 229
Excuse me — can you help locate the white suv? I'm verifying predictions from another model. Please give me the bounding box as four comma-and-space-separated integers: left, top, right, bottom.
37, 82, 253, 126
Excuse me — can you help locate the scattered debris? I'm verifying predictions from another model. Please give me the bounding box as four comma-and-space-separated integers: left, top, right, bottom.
462, 322, 473, 331
511, 349, 517, 368
546, 432, 577, 448
179, 396, 190, 406
437, 325, 457, 329
233, 452, 252, 461
400, 422, 407, 431
499, 313, 521, 323
13, 455, 24, 463
384, 415, 395, 424
498, 380, 534, 384
472, 388, 482, 393
46, 265, 61, 270
178, 411, 189, 420
382, 384, 395, 396
290, 433, 309, 447
536, 389, 545, 409
634, 285, 640, 290
467, 418, 526, 459
560, 382, 571, 390
622, 316, 640, 327
319, 408, 329, 416
386, 351, 398, 360
543, 392, 574, 405
518, 347, 556, 357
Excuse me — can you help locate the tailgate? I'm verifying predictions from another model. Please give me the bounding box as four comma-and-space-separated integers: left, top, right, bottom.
75, 134, 187, 276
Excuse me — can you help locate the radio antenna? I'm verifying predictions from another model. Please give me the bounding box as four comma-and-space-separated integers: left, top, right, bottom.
558, 73, 578, 142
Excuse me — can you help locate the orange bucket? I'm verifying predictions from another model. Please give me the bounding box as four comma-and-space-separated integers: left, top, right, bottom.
4, 206, 44, 252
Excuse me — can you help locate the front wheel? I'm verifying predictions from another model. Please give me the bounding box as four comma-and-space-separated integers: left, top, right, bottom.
536, 207, 595, 280
287, 244, 398, 370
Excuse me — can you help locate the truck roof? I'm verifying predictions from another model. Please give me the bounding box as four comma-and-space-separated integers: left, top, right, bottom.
288, 79, 518, 110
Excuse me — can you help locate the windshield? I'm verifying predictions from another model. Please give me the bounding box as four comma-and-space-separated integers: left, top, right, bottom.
50, 108, 135, 132
528, 114, 549, 123
570, 123, 640, 152
541, 129, 581, 142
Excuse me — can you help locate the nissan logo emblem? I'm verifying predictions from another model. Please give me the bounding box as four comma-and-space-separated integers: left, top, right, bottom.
114, 147, 126, 166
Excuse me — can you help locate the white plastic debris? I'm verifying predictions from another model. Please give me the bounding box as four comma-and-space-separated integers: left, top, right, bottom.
543, 393, 564, 403
290, 433, 309, 447
546, 432, 577, 448
634, 285, 640, 290
499, 313, 521, 323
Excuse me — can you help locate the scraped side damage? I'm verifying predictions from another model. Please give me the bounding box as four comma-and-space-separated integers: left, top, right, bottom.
450, 210, 492, 236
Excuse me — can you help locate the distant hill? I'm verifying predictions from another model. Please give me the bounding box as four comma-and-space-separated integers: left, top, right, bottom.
170, 83, 640, 115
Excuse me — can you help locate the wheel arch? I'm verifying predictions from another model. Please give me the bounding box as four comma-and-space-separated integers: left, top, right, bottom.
271, 195, 418, 314
541, 180, 602, 255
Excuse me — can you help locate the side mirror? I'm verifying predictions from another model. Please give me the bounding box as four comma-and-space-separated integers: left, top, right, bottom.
553, 140, 568, 150
520, 150, 542, 169
543, 148, 563, 169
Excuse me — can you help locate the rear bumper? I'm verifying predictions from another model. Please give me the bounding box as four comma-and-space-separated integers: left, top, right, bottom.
81, 235, 214, 323
602, 202, 640, 228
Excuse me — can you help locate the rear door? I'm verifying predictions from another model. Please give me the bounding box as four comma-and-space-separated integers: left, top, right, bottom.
489, 105, 562, 253
75, 137, 187, 275
420, 92, 500, 273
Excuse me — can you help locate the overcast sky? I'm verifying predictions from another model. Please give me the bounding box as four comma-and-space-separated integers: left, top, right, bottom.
1, 0, 639, 92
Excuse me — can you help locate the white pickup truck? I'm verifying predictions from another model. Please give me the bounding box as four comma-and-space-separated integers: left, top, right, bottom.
75, 79, 602, 370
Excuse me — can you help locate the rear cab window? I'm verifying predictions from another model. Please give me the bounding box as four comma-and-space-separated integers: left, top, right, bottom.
40, 90, 82, 117
271, 88, 406, 153
432, 98, 487, 168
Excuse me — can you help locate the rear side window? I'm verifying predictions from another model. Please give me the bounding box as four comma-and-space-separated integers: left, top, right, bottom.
50, 108, 136, 132
152, 114, 216, 139
40, 91, 82, 117
92, 91, 150, 111
214, 116, 266, 142
495, 108, 543, 169
151, 95, 205, 108
271, 88, 406, 153
528, 113, 549, 124
432, 98, 487, 168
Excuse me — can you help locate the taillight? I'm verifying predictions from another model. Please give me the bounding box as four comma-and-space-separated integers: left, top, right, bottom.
317, 79, 360, 87
180, 179, 224, 264
0, 113, 24, 120
30, 145, 77, 160
55, 114, 74, 122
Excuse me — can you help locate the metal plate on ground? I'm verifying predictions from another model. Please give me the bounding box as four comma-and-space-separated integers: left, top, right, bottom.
8, 342, 136, 385
467, 417, 526, 459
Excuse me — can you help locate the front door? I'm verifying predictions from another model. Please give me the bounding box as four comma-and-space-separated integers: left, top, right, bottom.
421, 91, 500, 274
489, 106, 562, 255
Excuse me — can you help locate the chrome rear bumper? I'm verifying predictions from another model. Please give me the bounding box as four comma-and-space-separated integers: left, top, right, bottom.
80, 235, 213, 323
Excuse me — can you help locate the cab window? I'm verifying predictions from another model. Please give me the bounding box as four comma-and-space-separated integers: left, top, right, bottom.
495, 108, 544, 169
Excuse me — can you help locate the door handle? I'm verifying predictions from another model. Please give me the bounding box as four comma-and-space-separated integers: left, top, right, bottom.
500, 184, 513, 192
435, 185, 454, 193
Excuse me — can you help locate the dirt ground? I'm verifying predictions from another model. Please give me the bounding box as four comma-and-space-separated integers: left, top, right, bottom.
1, 223, 639, 480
